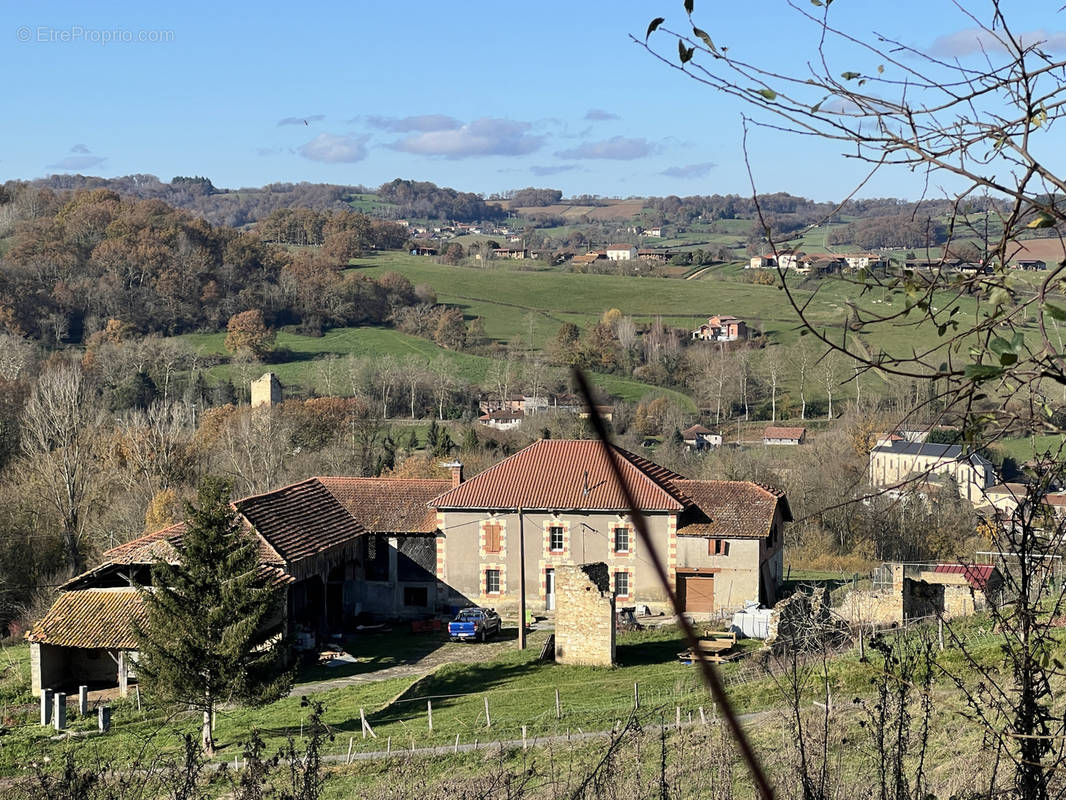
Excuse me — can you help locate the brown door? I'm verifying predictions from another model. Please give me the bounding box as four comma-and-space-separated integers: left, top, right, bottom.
681, 574, 715, 613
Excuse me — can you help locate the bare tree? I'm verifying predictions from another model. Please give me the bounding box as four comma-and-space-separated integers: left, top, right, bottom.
19, 363, 105, 573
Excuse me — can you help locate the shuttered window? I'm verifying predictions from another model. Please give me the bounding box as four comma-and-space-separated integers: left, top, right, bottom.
484, 522, 501, 554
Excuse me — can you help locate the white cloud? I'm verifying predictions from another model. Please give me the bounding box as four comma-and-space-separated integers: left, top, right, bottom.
390, 117, 544, 159
661, 162, 716, 178
928, 28, 1066, 57
365, 114, 461, 132
298, 133, 369, 163
278, 114, 325, 126
556, 136, 655, 160
584, 108, 619, 121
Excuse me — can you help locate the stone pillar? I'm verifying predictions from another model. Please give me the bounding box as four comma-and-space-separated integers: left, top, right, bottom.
78, 685, 88, 717
554, 563, 615, 667
53, 692, 66, 731
29, 642, 42, 697
251, 373, 283, 407
117, 651, 128, 697
98, 706, 111, 732
40, 688, 53, 726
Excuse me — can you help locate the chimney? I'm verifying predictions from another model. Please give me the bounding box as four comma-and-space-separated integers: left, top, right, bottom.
441, 460, 464, 488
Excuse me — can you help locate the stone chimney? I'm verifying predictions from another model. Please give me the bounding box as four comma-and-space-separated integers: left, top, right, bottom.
440, 460, 464, 488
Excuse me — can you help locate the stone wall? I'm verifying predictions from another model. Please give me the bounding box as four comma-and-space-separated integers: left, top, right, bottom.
837, 588, 903, 626
554, 563, 615, 667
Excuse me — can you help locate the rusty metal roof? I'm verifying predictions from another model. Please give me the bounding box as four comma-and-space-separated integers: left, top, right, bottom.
28, 589, 145, 649
432, 439, 688, 511
318, 477, 448, 534
672, 480, 790, 539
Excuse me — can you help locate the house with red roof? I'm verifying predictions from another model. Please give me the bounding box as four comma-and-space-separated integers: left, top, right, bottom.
763, 426, 807, 445
28, 441, 791, 694
429, 439, 790, 616
692, 315, 749, 342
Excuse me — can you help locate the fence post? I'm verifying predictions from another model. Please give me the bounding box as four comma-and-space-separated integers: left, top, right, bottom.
98, 706, 110, 732
555, 687, 561, 719
938, 617, 945, 651
859, 627, 865, 660
454, 733, 460, 753
699, 706, 706, 726
676, 706, 681, 730
53, 692, 66, 731
346, 737, 354, 764
484, 696, 492, 728
633, 682, 639, 710
522, 725, 528, 750
78, 686, 88, 717
40, 689, 53, 727
427, 699, 433, 731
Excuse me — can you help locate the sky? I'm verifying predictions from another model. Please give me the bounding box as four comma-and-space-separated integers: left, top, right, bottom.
3, 1, 1065, 201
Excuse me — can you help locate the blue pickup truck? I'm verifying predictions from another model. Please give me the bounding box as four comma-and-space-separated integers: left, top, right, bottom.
448, 607, 502, 642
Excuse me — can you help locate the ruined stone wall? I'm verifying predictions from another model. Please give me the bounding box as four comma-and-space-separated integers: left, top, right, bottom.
837, 589, 903, 626
554, 563, 615, 667
902, 579, 945, 619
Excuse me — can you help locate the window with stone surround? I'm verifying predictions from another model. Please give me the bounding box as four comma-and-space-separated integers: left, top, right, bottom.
613, 525, 630, 554
485, 568, 501, 594
614, 570, 630, 598
549, 525, 564, 553
484, 522, 502, 554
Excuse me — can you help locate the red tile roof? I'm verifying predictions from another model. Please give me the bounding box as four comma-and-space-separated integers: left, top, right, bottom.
104, 523, 185, 564
432, 439, 688, 512
235, 478, 367, 565
672, 480, 791, 538
28, 589, 145, 649
318, 477, 448, 534
763, 426, 807, 440
932, 563, 1000, 591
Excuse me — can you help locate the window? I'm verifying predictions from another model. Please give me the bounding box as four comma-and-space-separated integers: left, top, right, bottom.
485, 568, 501, 594
709, 539, 728, 556
613, 526, 630, 554
614, 571, 630, 598
403, 586, 428, 607
484, 522, 501, 554
549, 525, 564, 553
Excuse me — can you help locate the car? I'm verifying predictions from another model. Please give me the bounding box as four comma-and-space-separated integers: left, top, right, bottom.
447, 607, 502, 643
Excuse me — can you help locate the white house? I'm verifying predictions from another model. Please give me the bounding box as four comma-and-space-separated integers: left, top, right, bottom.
869, 440, 996, 504
606, 244, 638, 261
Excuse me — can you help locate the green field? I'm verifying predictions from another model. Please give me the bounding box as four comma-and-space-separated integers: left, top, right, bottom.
181, 327, 696, 409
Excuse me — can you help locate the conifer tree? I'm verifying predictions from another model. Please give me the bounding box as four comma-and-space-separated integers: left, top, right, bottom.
135, 477, 289, 755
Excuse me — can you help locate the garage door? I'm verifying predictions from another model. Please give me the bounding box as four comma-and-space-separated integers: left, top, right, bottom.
680, 575, 715, 613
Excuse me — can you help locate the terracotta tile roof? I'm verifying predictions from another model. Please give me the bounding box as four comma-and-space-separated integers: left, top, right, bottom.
104, 523, 185, 564
318, 477, 448, 534
235, 478, 367, 564
763, 426, 806, 440
28, 589, 145, 649
432, 439, 688, 512
607, 243, 636, 250
672, 480, 791, 539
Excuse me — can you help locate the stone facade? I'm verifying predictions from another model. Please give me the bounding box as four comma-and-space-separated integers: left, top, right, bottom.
554, 563, 615, 667
251, 373, 283, 407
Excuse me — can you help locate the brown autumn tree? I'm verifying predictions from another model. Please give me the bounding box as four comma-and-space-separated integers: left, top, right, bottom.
224, 310, 275, 359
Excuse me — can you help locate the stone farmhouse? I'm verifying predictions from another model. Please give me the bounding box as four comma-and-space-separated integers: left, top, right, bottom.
869, 439, 996, 503
763, 426, 806, 445
431, 439, 789, 617
28, 439, 790, 695
691, 315, 748, 342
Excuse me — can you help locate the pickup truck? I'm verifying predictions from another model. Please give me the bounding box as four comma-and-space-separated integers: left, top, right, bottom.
448, 607, 502, 642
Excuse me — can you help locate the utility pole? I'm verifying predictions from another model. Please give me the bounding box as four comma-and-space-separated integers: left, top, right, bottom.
518, 507, 527, 650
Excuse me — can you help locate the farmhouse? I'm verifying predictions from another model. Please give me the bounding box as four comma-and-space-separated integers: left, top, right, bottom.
763, 426, 806, 445
605, 244, 638, 261
749, 255, 776, 269
681, 424, 722, 451
1013, 258, 1047, 270
477, 409, 524, 431
868, 439, 996, 503
431, 439, 789, 616
691, 315, 748, 342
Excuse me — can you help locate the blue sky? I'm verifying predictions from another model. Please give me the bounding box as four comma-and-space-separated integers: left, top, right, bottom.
3, 1, 1063, 201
